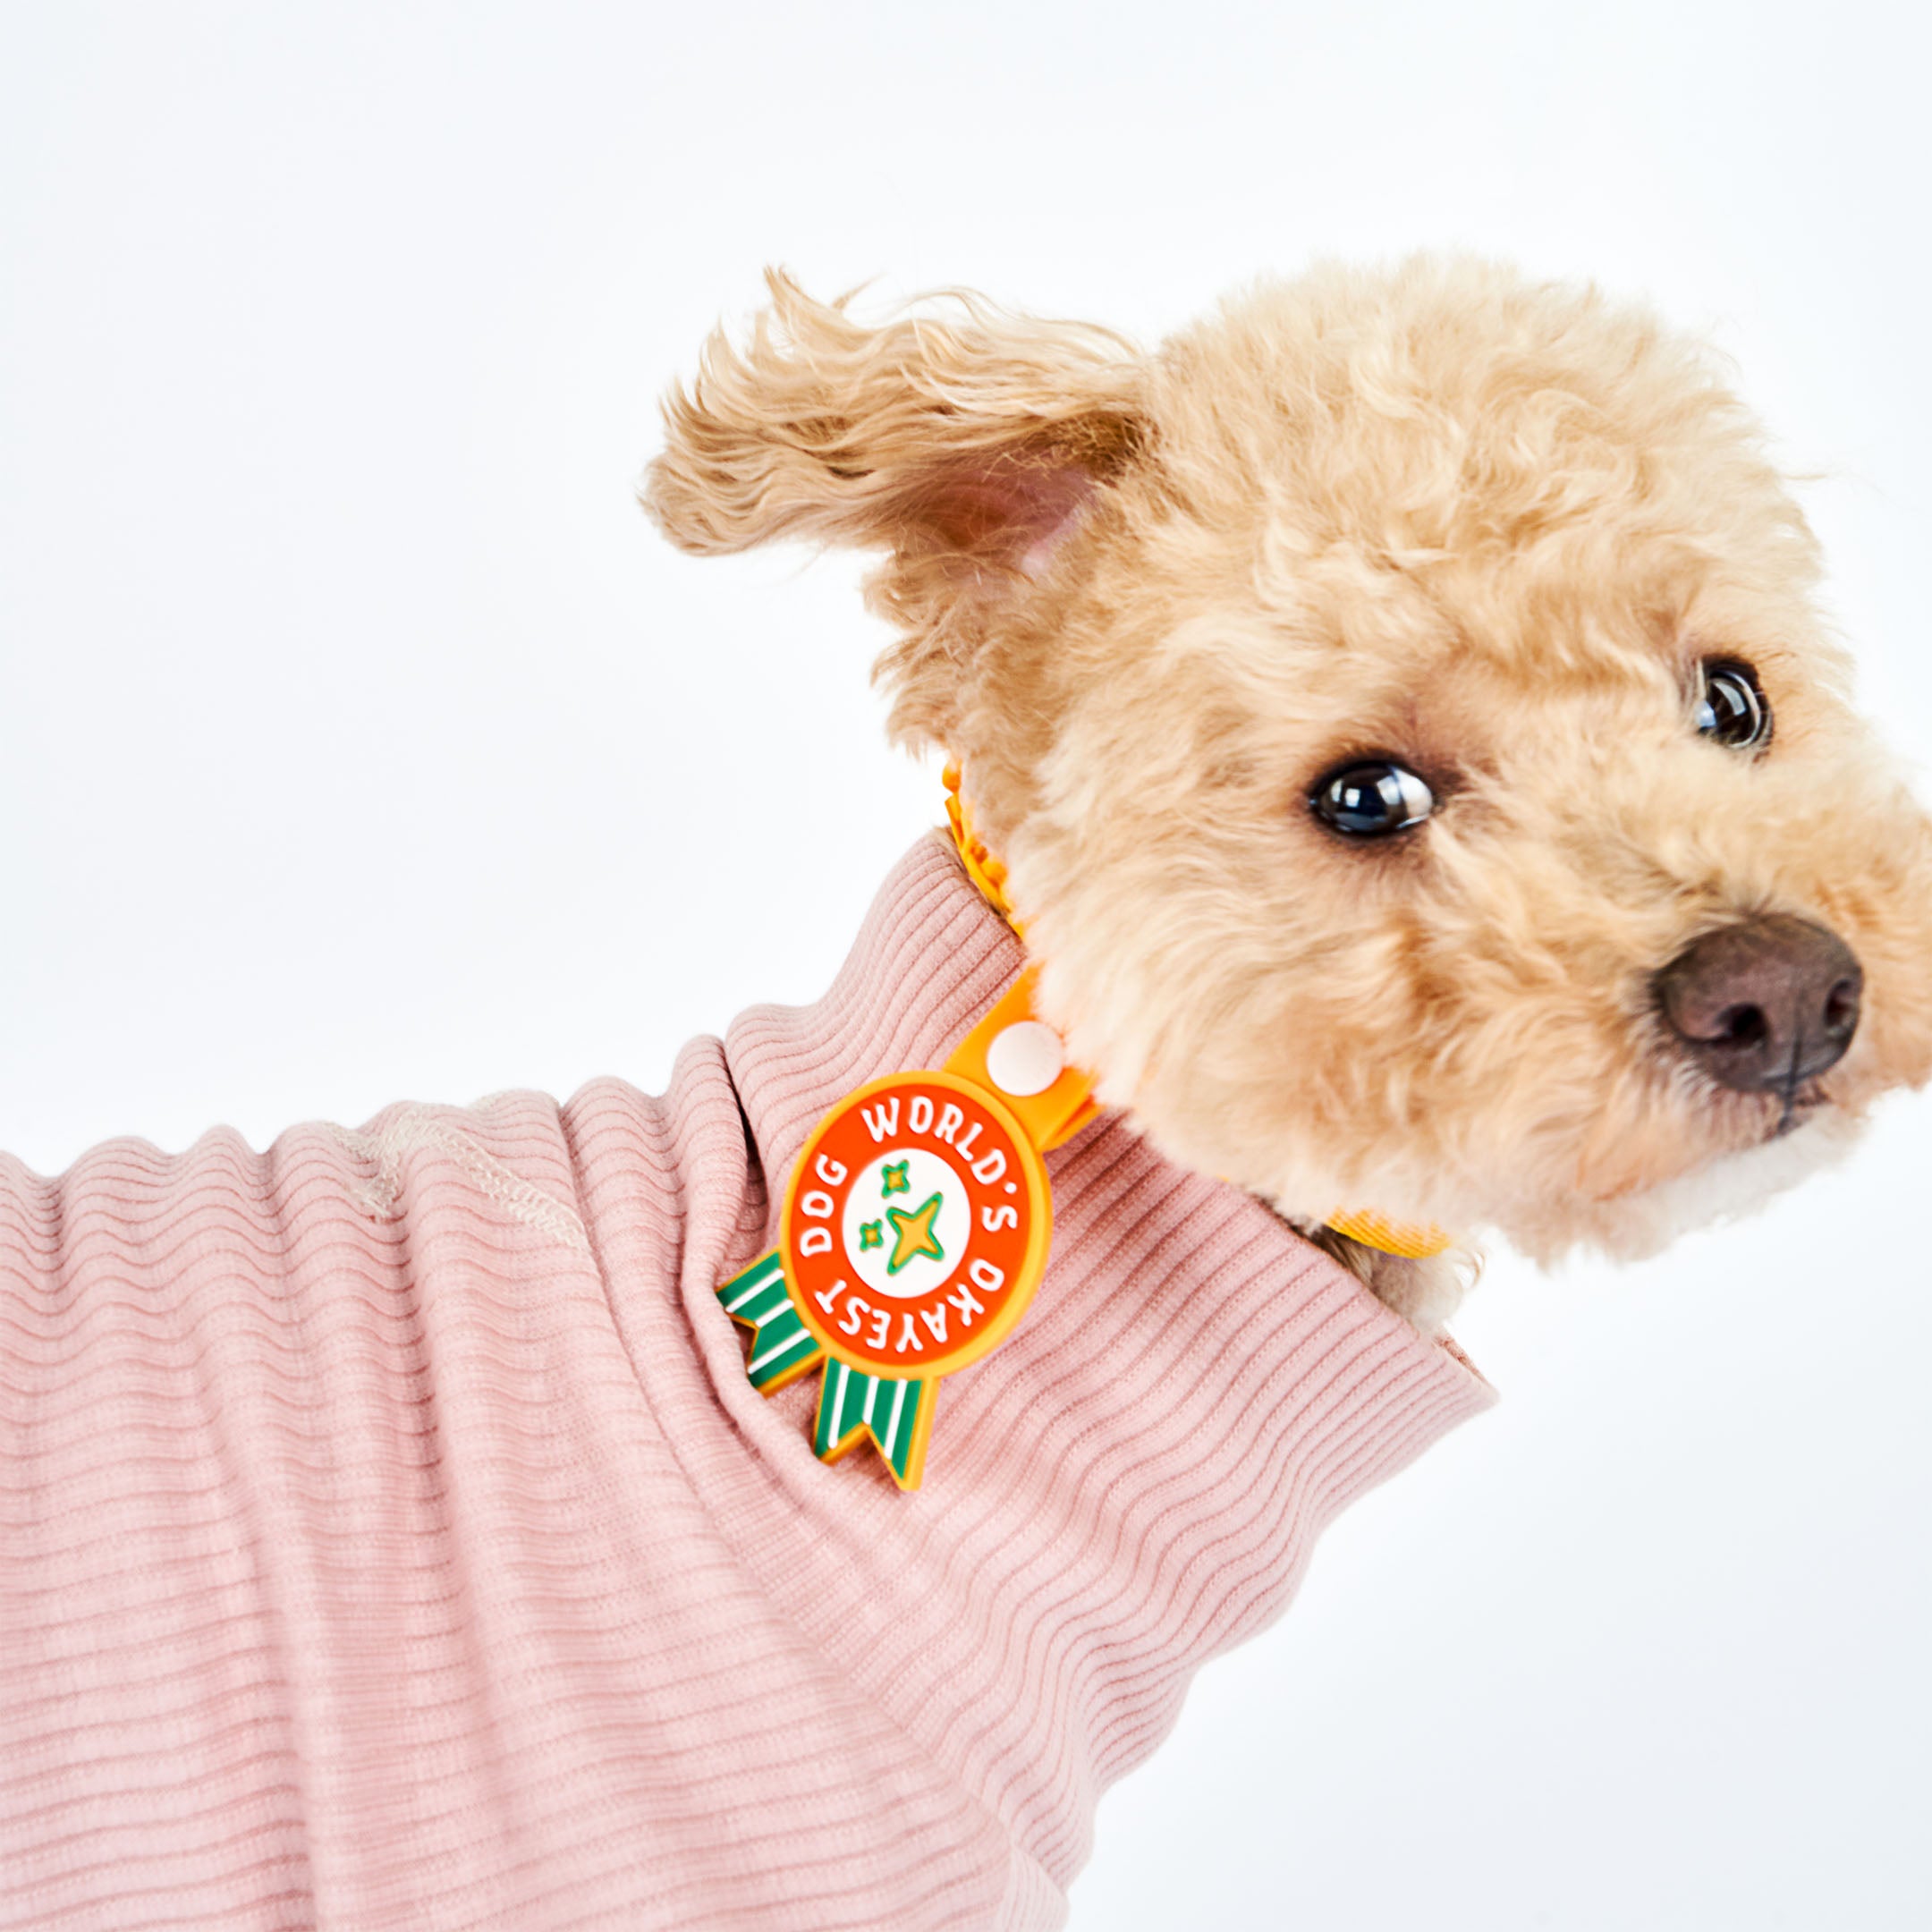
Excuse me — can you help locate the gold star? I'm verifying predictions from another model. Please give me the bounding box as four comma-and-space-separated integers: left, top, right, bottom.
885, 1191, 946, 1275
859, 1220, 884, 1251
880, 1160, 911, 1197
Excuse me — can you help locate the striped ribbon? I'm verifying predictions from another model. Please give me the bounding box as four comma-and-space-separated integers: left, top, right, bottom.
715, 1251, 821, 1390
715, 1251, 933, 1485
813, 1356, 929, 1486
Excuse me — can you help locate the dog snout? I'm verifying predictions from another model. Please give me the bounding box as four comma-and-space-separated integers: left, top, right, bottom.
1655, 916, 1863, 1092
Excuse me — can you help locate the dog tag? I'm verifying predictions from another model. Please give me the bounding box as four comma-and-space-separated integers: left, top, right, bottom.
715, 970, 1092, 1489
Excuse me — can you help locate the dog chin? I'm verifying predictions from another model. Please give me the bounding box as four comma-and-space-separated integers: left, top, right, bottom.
1532, 1111, 1864, 1266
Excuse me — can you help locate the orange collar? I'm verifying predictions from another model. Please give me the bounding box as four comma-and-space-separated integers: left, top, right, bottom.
940, 762, 1451, 1261
941, 760, 1021, 929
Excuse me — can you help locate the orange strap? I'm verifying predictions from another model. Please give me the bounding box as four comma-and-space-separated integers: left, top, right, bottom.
943, 969, 1099, 1153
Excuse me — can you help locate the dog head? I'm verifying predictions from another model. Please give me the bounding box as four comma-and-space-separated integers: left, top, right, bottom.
643, 259, 1932, 1265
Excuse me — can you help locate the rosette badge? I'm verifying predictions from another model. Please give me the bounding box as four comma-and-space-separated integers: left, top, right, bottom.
714, 972, 1095, 1488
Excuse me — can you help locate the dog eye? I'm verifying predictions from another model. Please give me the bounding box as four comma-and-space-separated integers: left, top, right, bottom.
1695, 659, 1771, 751
1309, 760, 1435, 838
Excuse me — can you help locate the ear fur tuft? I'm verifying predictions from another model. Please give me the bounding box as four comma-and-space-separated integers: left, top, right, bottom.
640, 270, 1148, 747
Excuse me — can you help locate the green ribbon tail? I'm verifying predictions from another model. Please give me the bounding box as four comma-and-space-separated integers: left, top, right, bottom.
715, 1250, 824, 1392
813, 1358, 936, 1489
715, 1252, 936, 1487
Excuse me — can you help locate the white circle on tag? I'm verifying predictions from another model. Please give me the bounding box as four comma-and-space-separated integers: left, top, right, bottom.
841, 1147, 970, 1298
985, 1021, 1064, 1097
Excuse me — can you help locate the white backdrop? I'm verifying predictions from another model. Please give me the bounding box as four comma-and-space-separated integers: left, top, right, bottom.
4, 4, 1928, 1925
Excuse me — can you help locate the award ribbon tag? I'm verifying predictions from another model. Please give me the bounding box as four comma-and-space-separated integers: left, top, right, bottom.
714, 967, 1097, 1489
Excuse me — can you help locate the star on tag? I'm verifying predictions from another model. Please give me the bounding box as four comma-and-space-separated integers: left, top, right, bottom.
884, 1191, 946, 1274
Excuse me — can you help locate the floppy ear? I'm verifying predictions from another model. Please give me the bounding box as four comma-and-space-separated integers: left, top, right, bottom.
640, 270, 1148, 746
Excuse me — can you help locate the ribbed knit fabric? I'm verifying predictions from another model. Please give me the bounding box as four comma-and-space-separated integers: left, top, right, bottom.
0, 833, 1495, 1931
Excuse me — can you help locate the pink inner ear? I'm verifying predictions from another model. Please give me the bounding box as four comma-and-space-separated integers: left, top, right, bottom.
1014, 468, 1097, 578
920, 455, 1097, 580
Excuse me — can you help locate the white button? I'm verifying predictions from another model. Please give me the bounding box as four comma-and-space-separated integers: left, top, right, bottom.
985, 1021, 1064, 1097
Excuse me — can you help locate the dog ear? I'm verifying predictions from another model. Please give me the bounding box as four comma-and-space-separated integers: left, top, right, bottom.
641, 270, 1148, 745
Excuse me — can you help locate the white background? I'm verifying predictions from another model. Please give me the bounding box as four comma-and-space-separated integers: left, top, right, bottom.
4, 4, 1928, 1925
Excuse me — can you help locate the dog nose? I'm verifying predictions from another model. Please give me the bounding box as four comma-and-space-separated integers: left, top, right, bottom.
1655, 916, 1862, 1092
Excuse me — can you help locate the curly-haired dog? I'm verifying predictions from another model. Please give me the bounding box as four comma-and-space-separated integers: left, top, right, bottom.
4, 261, 1927, 1929
650, 258, 1932, 1330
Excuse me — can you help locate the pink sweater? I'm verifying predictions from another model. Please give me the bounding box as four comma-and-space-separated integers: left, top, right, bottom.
0, 834, 1494, 1930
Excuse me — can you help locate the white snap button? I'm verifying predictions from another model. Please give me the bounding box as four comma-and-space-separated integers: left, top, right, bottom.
985, 1020, 1064, 1097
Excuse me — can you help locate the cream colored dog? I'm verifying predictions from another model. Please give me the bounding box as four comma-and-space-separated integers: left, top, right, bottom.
644, 258, 1932, 1330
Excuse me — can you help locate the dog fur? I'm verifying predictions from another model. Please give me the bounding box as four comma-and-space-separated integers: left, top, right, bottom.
643, 258, 1932, 1331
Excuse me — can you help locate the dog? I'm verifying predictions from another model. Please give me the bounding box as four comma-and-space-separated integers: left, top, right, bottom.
4, 258, 1928, 1929
646, 258, 1932, 1334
